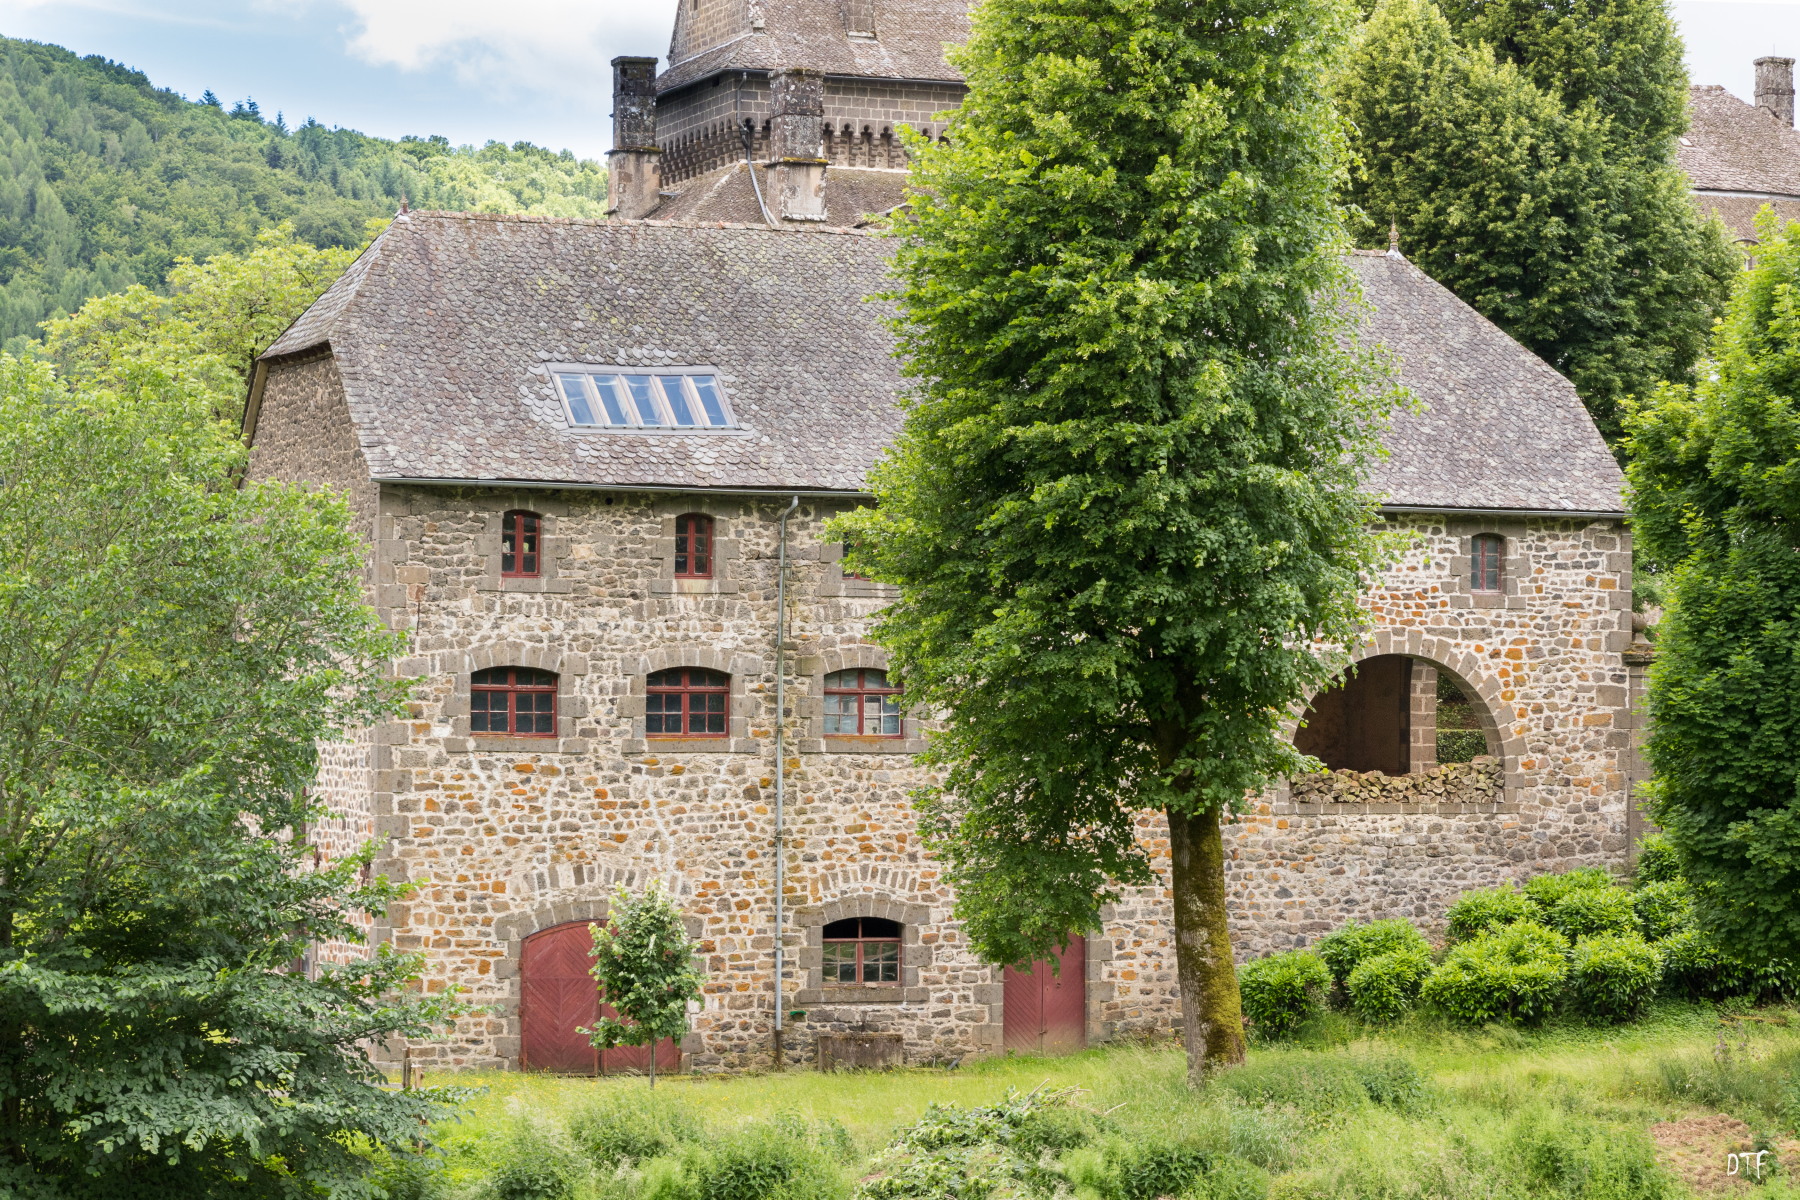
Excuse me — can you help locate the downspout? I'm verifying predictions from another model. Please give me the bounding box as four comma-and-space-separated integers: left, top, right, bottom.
743, 117, 775, 227
772, 494, 800, 1068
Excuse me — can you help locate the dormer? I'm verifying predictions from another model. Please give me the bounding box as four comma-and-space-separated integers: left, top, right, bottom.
846, 0, 876, 38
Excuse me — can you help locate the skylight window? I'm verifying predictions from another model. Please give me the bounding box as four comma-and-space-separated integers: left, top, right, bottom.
551, 367, 740, 431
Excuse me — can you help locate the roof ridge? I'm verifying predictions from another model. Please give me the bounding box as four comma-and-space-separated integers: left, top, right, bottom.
399, 210, 880, 237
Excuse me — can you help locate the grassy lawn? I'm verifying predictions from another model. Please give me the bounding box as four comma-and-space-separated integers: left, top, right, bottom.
403, 1002, 1800, 1199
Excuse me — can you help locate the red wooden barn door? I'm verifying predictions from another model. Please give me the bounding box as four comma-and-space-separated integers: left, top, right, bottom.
518, 921, 683, 1075
1002, 934, 1086, 1056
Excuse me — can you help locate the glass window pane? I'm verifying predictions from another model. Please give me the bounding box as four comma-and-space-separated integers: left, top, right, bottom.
824, 694, 854, 736
690, 376, 730, 426
593, 376, 630, 425
866, 940, 900, 982
558, 374, 597, 425
659, 377, 697, 426
824, 670, 856, 688
823, 942, 857, 983
624, 375, 664, 425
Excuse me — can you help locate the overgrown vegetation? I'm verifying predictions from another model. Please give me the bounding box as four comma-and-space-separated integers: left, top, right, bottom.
0, 36, 608, 350
390, 1002, 1800, 1199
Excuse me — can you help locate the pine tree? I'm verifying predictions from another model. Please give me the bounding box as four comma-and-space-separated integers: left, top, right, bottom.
1340, 0, 1735, 443
842, 0, 1394, 1079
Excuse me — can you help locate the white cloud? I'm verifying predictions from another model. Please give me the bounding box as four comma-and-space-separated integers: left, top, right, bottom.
322, 0, 676, 98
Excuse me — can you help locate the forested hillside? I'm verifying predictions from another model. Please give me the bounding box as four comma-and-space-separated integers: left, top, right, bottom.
0, 37, 610, 350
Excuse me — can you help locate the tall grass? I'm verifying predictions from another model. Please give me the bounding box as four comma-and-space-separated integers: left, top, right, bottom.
388, 1001, 1800, 1199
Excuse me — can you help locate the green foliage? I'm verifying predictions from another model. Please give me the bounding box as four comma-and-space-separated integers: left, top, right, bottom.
1647, 1042, 1800, 1132
1239, 952, 1332, 1037
0, 37, 609, 349
1313, 918, 1431, 987
1337, 0, 1735, 442
1656, 928, 1799, 1002
1524, 868, 1615, 909
1627, 213, 1800, 965
1632, 880, 1695, 942
1503, 1107, 1676, 1200
0, 358, 458, 1196
1346, 947, 1434, 1021
568, 1089, 705, 1167
1446, 883, 1540, 942
675, 1118, 850, 1200
857, 1087, 1091, 1199
41, 220, 362, 423
1568, 933, 1663, 1023
1089, 1136, 1215, 1200
581, 882, 705, 1085
1213, 1052, 1425, 1115
1421, 922, 1570, 1024
838, 0, 1397, 1075
1633, 834, 1682, 885
1544, 888, 1640, 941
485, 1117, 582, 1200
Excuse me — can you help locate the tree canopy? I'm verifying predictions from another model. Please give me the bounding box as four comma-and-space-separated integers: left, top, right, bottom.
582, 883, 704, 1088
1339, 0, 1735, 442
1626, 212, 1800, 965
843, 0, 1395, 1078
0, 358, 458, 1195
0, 36, 609, 351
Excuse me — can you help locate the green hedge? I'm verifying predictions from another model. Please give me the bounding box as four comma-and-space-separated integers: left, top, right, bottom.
1632, 879, 1694, 941
1345, 948, 1434, 1021
1314, 918, 1431, 987
1420, 922, 1569, 1025
1543, 886, 1638, 940
1445, 884, 1538, 942
1238, 950, 1330, 1036
1568, 933, 1662, 1023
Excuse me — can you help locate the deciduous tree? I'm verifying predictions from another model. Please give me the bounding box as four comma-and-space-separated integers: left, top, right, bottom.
841, 0, 1395, 1080
1627, 212, 1800, 964
582, 882, 704, 1087
0, 358, 457, 1197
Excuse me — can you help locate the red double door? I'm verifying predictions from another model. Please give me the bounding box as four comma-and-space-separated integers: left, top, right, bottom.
1002, 934, 1087, 1056
519, 922, 682, 1074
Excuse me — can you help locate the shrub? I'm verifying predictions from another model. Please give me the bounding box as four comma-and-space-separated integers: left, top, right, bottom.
1420, 922, 1569, 1024
1314, 918, 1431, 987
858, 1088, 1089, 1199
484, 1119, 581, 1200
1659, 928, 1800, 1002
1345, 948, 1433, 1021
1632, 878, 1694, 941
1238, 950, 1330, 1036
1569, 933, 1662, 1023
567, 1090, 704, 1167
680, 1119, 848, 1200
1094, 1137, 1215, 1200
1634, 834, 1682, 884
1445, 883, 1539, 942
1522, 867, 1615, 908
1543, 886, 1638, 940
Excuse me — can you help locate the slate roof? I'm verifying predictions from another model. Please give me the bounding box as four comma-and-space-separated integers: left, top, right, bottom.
654, 162, 908, 227
659, 0, 969, 93
257, 211, 1625, 515
1680, 84, 1800, 242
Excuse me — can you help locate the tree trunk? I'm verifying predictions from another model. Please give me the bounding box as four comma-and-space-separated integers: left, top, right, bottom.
1167, 804, 1246, 1084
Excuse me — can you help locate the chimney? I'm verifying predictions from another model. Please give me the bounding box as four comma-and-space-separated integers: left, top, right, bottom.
1756, 55, 1795, 128
769, 69, 828, 221
607, 56, 662, 219
846, 0, 877, 38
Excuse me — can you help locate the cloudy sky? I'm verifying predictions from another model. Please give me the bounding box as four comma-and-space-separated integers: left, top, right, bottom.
0, 0, 1794, 161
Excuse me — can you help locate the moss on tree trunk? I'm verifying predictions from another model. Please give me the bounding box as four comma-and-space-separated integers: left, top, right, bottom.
1168, 805, 1246, 1081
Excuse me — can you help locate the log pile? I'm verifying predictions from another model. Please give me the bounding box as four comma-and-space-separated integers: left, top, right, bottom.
1288, 756, 1502, 804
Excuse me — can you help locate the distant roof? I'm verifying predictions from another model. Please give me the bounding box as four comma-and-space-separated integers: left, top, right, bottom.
1681, 84, 1800, 241
653, 162, 907, 226
659, 0, 969, 93
257, 212, 1624, 515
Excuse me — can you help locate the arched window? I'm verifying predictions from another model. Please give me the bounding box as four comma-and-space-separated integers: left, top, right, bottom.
472, 667, 557, 737
501, 510, 541, 578
675, 514, 713, 579
824, 668, 901, 737
822, 917, 901, 985
1471, 533, 1504, 592
646, 667, 728, 737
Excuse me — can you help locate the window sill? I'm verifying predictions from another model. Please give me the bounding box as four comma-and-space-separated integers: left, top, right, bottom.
651, 579, 740, 596
482, 575, 573, 595
448, 735, 581, 754
819, 736, 926, 755
627, 737, 757, 754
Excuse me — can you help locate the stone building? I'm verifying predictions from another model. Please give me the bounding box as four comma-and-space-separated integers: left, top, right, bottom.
1681, 56, 1800, 247
242, 2, 1633, 1072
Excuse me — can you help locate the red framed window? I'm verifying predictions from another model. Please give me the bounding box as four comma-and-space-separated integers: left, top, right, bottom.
841, 541, 872, 582
822, 917, 901, 985
675, 514, 713, 579
646, 667, 728, 737
823, 668, 902, 737
1471, 534, 1504, 592
472, 667, 557, 737
502, 510, 541, 578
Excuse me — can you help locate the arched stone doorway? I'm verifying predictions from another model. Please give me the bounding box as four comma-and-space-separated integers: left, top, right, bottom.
1295, 654, 1501, 777
519, 921, 681, 1075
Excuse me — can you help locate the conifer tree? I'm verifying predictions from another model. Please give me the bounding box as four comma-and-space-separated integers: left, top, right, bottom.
842, 0, 1394, 1078
1340, 0, 1734, 443
1627, 213, 1800, 963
